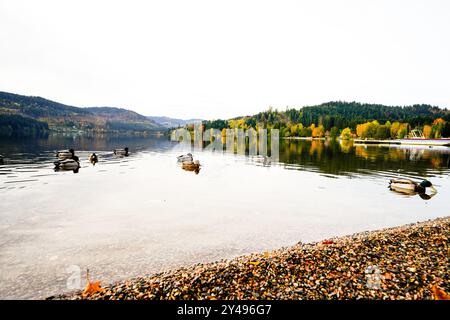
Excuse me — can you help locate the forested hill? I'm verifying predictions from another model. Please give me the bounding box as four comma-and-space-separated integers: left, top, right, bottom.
201, 101, 450, 138
284, 102, 449, 129
84, 107, 149, 122
0, 91, 164, 136
0, 91, 91, 118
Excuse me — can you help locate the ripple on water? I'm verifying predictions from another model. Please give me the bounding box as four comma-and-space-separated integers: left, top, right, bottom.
4, 179, 39, 184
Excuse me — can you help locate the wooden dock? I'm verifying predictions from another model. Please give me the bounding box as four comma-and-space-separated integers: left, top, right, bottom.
354, 139, 400, 145
354, 139, 450, 147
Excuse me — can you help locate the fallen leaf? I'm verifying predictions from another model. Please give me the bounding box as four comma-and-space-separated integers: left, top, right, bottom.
322, 240, 335, 245
431, 285, 450, 300
82, 269, 105, 297
83, 280, 105, 296
383, 272, 393, 280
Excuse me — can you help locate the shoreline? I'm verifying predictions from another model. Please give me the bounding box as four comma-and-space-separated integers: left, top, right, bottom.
282, 136, 326, 140
283, 136, 450, 147
51, 217, 449, 300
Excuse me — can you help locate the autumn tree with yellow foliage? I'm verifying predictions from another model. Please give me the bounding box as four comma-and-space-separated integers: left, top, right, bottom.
340, 127, 352, 140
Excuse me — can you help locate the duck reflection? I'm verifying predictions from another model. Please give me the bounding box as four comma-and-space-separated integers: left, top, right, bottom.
181, 160, 201, 174
54, 165, 80, 174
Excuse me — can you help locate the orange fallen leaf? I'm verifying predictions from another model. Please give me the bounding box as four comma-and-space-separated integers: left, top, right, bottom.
83, 280, 105, 296
82, 269, 105, 297
322, 240, 335, 245
383, 272, 393, 280
431, 285, 450, 300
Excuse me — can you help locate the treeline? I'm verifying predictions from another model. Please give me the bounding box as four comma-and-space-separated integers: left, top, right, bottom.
200, 102, 450, 139
356, 121, 409, 140
355, 119, 450, 139
0, 114, 49, 137
422, 118, 450, 139
105, 121, 158, 132
284, 102, 448, 130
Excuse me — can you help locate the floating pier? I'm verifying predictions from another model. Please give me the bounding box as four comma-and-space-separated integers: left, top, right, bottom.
354, 139, 450, 147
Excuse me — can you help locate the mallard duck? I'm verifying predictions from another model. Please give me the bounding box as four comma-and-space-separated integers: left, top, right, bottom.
251, 155, 271, 165
389, 179, 436, 195
177, 153, 193, 163
54, 158, 80, 170
114, 147, 129, 156
57, 149, 75, 160
89, 153, 98, 165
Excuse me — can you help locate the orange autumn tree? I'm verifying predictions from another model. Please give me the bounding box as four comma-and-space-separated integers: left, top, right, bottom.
312, 125, 325, 138
433, 118, 445, 126
432, 118, 446, 138
423, 125, 432, 139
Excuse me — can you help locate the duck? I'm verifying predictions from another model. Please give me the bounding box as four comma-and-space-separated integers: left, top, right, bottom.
389, 179, 437, 195
251, 155, 271, 165
177, 153, 193, 163
181, 160, 201, 174
89, 153, 98, 165
54, 157, 80, 171
114, 147, 129, 156
57, 149, 75, 160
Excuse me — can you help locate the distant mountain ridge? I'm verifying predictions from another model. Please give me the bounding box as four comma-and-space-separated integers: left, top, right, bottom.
147, 116, 203, 128
85, 106, 150, 122
0, 91, 91, 117
0, 91, 164, 135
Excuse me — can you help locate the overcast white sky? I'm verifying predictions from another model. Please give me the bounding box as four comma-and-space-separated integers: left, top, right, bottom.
1, 0, 449, 119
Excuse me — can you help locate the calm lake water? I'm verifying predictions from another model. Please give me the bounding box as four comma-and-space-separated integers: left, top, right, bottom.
1, 134, 449, 299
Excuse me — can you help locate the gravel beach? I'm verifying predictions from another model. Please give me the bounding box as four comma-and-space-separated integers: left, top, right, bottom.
52, 217, 449, 300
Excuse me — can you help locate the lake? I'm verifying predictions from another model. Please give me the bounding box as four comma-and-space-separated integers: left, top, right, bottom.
0, 134, 449, 299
